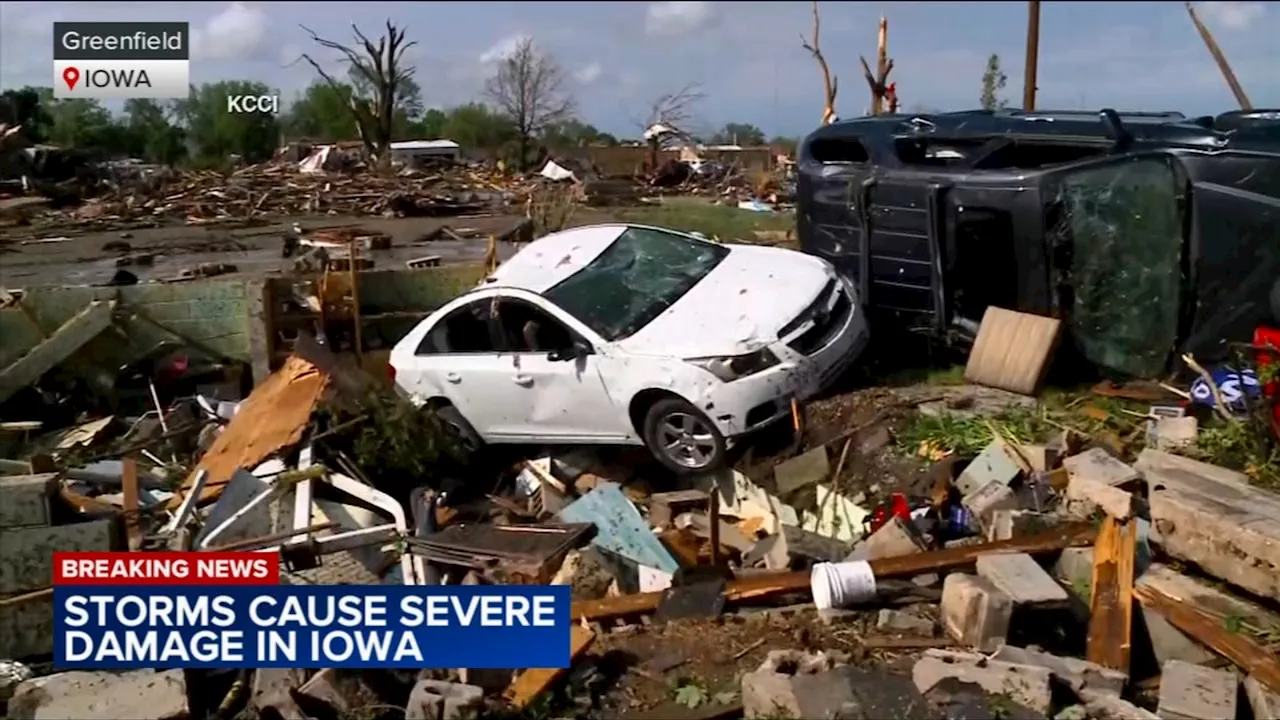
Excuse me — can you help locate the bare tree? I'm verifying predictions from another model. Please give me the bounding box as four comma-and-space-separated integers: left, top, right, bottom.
801, 1, 838, 125
637, 83, 706, 169
299, 21, 416, 168
484, 38, 575, 171
643, 83, 706, 130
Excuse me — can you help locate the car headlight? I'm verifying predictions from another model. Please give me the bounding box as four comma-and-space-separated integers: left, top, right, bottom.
688, 348, 780, 382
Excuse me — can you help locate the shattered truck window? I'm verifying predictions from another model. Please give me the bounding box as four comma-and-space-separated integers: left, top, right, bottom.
543, 227, 729, 341
1053, 158, 1183, 377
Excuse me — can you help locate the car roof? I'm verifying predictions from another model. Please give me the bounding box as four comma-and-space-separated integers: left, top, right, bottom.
484, 224, 630, 294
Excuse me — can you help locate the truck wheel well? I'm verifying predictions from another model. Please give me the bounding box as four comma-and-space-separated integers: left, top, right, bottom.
424, 397, 451, 410
628, 389, 685, 435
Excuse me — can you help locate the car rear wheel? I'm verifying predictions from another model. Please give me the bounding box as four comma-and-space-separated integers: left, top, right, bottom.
642, 397, 727, 474
434, 404, 484, 453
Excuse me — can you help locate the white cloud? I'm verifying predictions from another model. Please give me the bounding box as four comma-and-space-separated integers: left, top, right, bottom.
191, 2, 268, 60
479, 33, 531, 64
1197, 1, 1266, 30
645, 1, 714, 37
574, 63, 603, 85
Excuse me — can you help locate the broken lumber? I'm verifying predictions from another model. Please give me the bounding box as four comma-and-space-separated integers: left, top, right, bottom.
504, 625, 594, 709
1135, 583, 1280, 693
571, 522, 1096, 622
1087, 517, 1135, 673
0, 300, 115, 405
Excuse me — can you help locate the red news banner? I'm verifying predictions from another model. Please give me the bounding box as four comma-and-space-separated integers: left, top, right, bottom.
54, 551, 279, 585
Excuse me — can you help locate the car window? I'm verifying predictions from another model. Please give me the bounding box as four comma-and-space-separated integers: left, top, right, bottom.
542, 226, 729, 341
1048, 157, 1183, 377
415, 299, 501, 355
494, 299, 575, 353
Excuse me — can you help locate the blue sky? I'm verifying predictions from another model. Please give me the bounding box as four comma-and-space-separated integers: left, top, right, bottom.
1, 1, 1276, 137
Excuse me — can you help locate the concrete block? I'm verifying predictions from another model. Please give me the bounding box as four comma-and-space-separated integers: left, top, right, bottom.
8, 669, 187, 720
850, 515, 926, 562
992, 644, 1127, 695
941, 573, 1012, 651
746, 524, 851, 570
961, 481, 1019, 531
1156, 660, 1238, 720
956, 439, 1025, 495
248, 668, 307, 720
0, 474, 56, 529
1245, 675, 1280, 720
976, 552, 1069, 606
0, 592, 54, 659
773, 446, 830, 495
1139, 607, 1215, 667
1014, 443, 1059, 473
405, 679, 484, 720
1141, 451, 1280, 602
912, 648, 1053, 716
1080, 688, 1160, 719
1053, 547, 1095, 591
1, 660, 32, 703
1146, 416, 1198, 451
1064, 447, 1140, 488
876, 607, 935, 635
986, 509, 1056, 541
742, 650, 848, 719
1064, 473, 1134, 521
0, 519, 115, 594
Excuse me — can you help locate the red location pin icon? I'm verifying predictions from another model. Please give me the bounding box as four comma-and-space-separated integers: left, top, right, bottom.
63, 67, 80, 90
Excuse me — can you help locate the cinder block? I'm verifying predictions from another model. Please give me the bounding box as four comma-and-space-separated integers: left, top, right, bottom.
1156, 660, 1238, 720
0, 473, 57, 529
1064, 447, 1140, 487
0, 519, 116, 594
956, 440, 1025, 495
941, 573, 1012, 651
976, 552, 1069, 607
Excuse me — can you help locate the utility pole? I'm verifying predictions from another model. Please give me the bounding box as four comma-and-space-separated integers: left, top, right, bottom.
1186, 2, 1253, 110
1023, 0, 1041, 111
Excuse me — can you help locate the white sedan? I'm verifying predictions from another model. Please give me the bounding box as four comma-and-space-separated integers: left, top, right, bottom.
389, 223, 869, 474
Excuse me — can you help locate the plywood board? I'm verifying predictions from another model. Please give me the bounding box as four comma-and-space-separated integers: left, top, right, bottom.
964, 306, 1062, 395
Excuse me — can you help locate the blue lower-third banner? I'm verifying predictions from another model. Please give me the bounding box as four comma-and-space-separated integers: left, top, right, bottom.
54, 585, 572, 669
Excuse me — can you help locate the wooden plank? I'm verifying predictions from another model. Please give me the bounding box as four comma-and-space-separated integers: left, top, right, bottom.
963, 306, 1062, 395
0, 300, 115, 404
121, 457, 142, 550
571, 522, 1097, 621
1135, 583, 1280, 693
1087, 517, 1136, 673
504, 624, 595, 709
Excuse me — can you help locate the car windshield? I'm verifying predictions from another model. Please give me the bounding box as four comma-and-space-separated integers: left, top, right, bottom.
543, 226, 729, 341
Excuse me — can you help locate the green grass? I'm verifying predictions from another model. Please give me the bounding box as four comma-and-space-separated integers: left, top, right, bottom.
615, 199, 795, 245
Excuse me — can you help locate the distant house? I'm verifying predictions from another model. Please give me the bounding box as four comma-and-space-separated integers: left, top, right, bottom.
389, 139, 461, 165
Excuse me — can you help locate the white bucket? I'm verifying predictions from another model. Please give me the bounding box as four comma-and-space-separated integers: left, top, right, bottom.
810, 560, 877, 610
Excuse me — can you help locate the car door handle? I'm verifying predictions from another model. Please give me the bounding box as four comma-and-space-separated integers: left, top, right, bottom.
445, 373, 461, 383
513, 375, 533, 387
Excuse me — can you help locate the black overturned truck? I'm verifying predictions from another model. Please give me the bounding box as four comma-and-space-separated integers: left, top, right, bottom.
795, 108, 1280, 377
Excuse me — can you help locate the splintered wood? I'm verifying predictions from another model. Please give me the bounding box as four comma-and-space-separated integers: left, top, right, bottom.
504, 625, 595, 709
571, 523, 1096, 622
1135, 584, 1280, 693
1087, 517, 1135, 673
964, 307, 1062, 395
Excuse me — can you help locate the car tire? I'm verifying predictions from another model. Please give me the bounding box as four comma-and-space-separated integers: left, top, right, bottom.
642, 397, 727, 475
434, 404, 484, 454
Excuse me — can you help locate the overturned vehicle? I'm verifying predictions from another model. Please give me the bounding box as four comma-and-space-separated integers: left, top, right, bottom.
796, 108, 1280, 377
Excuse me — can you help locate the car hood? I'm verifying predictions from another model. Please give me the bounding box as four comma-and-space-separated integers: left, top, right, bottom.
613, 244, 834, 358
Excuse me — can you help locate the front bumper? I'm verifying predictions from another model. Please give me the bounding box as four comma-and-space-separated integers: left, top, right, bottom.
696, 278, 870, 438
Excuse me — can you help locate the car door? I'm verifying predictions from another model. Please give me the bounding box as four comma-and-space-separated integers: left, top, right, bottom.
490, 293, 632, 442
400, 295, 523, 441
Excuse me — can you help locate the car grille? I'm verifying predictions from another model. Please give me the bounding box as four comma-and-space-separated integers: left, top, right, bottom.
787, 285, 852, 356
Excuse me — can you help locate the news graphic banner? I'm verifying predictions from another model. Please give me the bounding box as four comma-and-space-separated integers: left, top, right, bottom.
53, 552, 572, 670
53, 22, 189, 100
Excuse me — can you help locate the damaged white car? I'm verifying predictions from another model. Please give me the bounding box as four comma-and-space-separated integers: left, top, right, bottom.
389, 223, 869, 473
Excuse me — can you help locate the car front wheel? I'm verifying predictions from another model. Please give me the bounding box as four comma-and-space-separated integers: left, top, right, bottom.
642, 397, 727, 474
